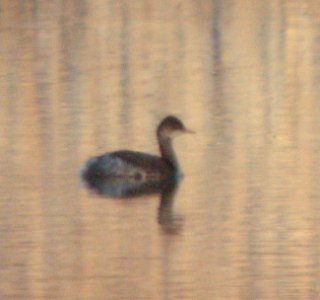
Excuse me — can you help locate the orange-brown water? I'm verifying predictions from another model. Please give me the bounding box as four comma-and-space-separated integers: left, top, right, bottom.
1, 1, 320, 299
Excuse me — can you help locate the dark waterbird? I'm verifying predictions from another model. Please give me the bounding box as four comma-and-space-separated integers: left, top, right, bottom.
82, 115, 194, 183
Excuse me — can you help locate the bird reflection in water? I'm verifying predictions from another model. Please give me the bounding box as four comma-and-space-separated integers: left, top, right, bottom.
82, 172, 184, 234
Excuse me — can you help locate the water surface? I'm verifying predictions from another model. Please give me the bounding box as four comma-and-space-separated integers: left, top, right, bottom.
1, 1, 320, 299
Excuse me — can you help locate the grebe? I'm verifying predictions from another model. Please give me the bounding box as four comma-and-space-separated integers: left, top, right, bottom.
83, 116, 194, 181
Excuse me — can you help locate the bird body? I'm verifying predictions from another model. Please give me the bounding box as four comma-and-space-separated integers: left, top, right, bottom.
82, 116, 193, 182
85, 150, 174, 180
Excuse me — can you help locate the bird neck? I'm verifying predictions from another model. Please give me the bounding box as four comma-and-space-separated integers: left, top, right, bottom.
157, 133, 179, 169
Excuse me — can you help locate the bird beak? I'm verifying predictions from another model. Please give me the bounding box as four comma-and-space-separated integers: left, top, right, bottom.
183, 128, 195, 134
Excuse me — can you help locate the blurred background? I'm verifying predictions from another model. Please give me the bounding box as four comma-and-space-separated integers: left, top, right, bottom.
1, 0, 320, 299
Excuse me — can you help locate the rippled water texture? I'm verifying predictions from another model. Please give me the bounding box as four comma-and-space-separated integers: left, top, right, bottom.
1, 1, 320, 299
